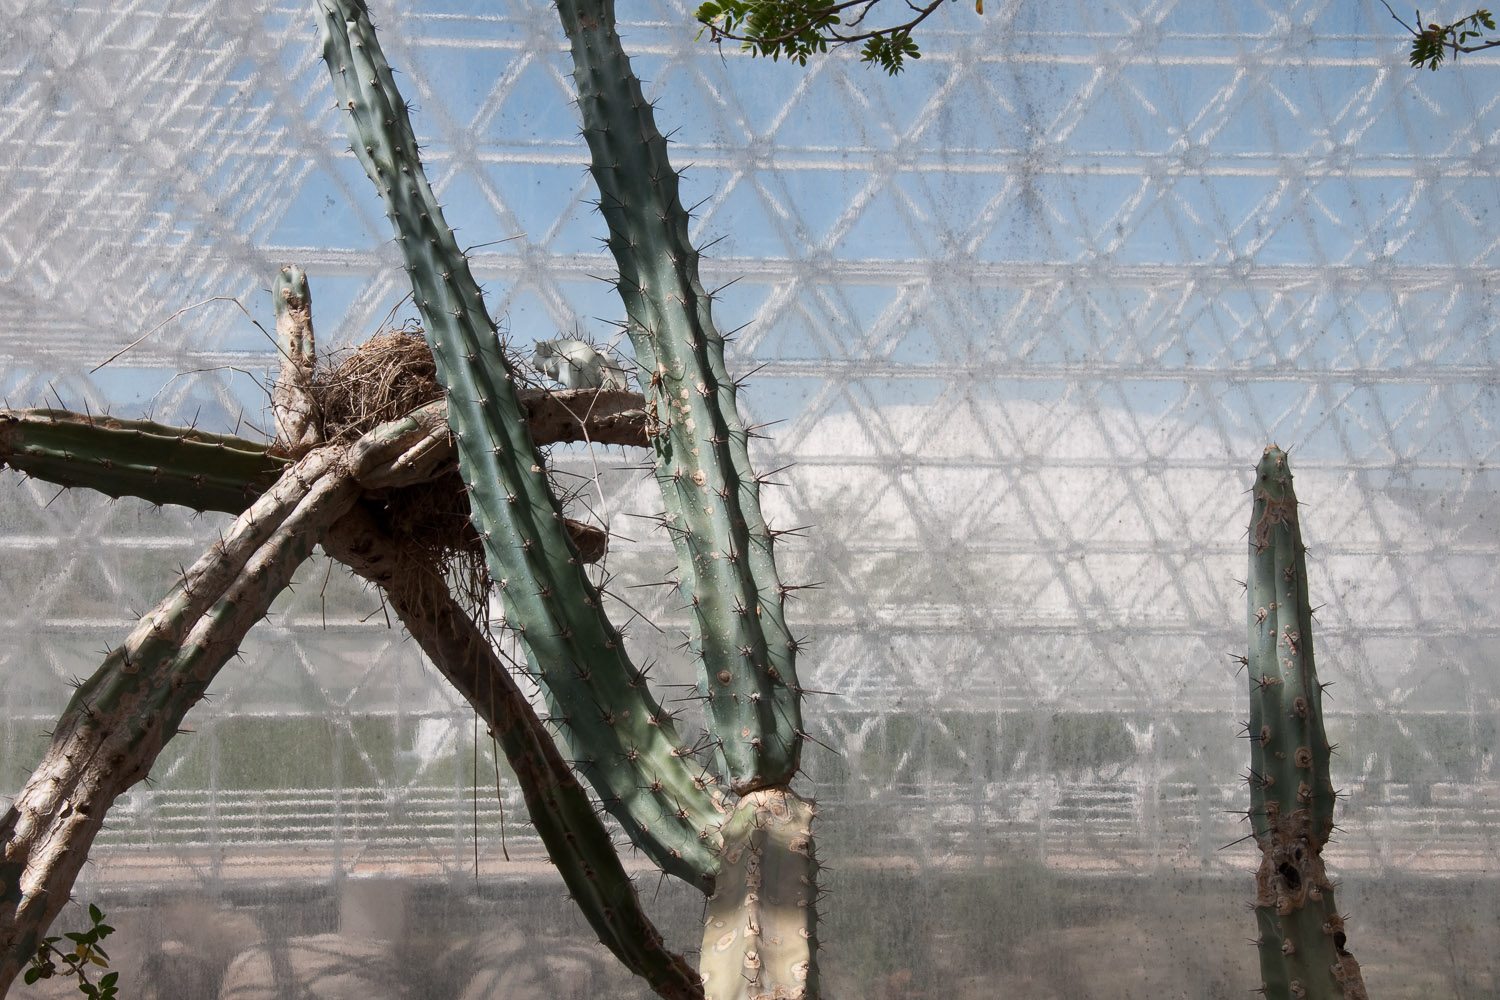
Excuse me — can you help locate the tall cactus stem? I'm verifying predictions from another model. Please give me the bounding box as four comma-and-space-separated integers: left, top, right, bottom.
1246, 446, 1368, 1000
313, 0, 725, 886
556, 0, 804, 793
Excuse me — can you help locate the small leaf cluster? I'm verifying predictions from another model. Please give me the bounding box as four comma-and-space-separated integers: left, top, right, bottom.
1406, 8, 1497, 68
23, 904, 119, 1000
694, 0, 960, 74
859, 30, 922, 73
695, 0, 850, 65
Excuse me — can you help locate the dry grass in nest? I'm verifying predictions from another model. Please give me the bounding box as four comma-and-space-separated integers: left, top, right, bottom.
311, 328, 490, 612
301, 327, 602, 618
313, 328, 444, 443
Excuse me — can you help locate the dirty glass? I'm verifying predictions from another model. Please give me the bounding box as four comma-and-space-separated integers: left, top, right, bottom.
1, 1, 1496, 997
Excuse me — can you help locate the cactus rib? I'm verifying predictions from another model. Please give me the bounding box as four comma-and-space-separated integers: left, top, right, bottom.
313, 0, 725, 886
557, 0, 803, 792
325, 504, 703, 1000
1246, 446, 1367, 1000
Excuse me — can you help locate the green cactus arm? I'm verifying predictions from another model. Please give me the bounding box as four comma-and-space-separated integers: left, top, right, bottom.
699, 788, 819, 1000
324, 504, 703, 1000
0, 445, 361, 996
2, 391, 649, 514
0, 408, 286, 513
313, 0, 725, 887
556, 0, 804, 792
1246, 446, 1368, 1000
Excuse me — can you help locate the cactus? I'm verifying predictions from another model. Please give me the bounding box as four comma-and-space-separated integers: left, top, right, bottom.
315, 0, 730, 893
0, 0, 822, 993
558, 0, 805, 792
313, 1, 819, 995
1246, 446, 1368, 1000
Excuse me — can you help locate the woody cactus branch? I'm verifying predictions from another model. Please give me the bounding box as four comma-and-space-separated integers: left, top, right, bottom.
0, 392, 630, 995
272, 264, 322, 454
314, 0, 726, 889
0, 446, 361, 995
1, 391, 648, 548
1246, 446, 1367, 1000
324, 505, 702, 1000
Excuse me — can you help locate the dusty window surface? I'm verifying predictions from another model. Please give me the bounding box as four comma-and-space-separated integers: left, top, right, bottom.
1, 3, 1496, 998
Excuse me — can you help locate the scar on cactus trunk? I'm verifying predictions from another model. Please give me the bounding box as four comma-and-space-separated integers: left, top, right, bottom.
1246, 446, 1368, 1000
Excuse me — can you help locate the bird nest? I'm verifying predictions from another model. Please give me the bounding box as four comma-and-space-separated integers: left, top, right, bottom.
307, 330, 487, 611
314, 329, 445, 442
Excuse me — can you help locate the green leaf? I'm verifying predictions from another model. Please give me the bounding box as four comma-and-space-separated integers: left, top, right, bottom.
88, 904, 102, 924
24, 967, 42, 985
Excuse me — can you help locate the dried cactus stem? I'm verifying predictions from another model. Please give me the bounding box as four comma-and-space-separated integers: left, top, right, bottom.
1246, 446, 1367, 1000
325, 505, 703, 1000
0, 447, 360, 995
272, 264, 322, 454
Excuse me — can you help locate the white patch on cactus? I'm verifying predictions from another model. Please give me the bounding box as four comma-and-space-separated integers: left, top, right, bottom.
532, 338, 629, 390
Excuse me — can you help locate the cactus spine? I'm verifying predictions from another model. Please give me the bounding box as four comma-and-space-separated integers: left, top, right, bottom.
1247, 446, 1367, 1000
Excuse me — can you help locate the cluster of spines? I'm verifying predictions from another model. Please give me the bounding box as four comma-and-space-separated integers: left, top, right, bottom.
558, 0, 804, 793
314, 0, 725, 888
1245, 446, 1366, 1000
